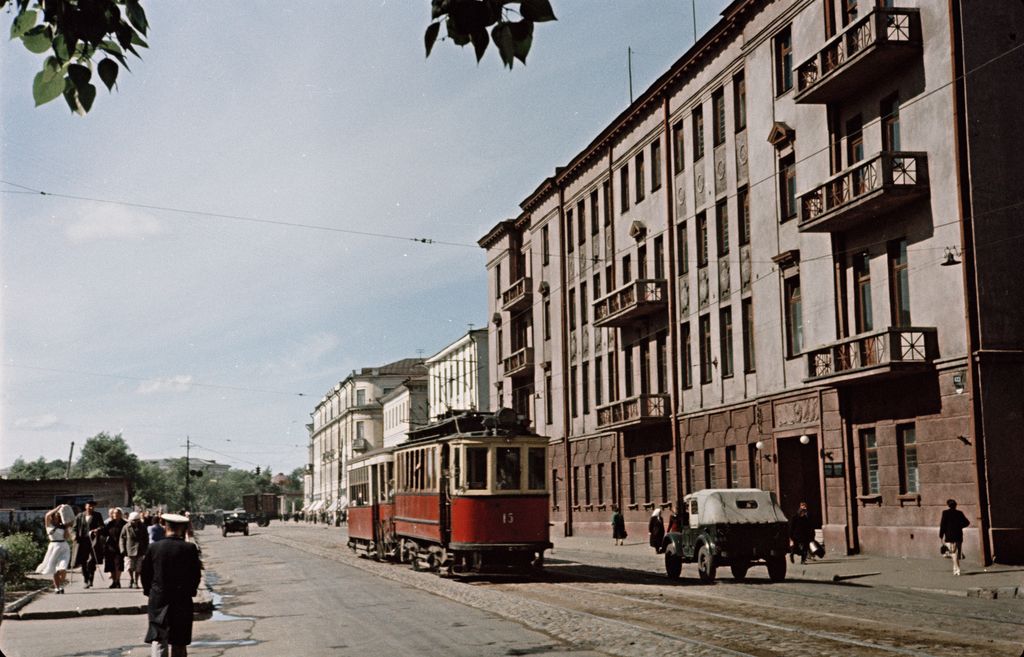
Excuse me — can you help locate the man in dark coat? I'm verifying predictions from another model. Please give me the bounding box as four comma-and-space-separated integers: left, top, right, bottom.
142, 513, 202, 657
72, 500, 105, 588
648, 508, 666, 553
939, 498, 970, 576
788, 502, 815, 564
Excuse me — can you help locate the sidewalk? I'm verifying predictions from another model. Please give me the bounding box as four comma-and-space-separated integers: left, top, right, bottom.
549, 533, 1024, 600
3, 575, 213, 621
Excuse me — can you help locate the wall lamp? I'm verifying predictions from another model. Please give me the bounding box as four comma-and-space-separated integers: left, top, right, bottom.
755, 440, 775, 463
941, 247, 962, 266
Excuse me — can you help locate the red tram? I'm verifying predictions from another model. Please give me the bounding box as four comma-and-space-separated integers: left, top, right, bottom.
346, 410, 551, 574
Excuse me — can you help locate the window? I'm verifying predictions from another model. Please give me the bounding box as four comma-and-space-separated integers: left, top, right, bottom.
593, 273, 601, 302
847, 115, 865, 167
685, 451, 695, 494
861, 429, 879, 495
566, 210, 574, 253
628, 459, 637, 504
704, 448, 717, 488
651, 138, 662, 191
545, 371, 553, 425
568, 289, 576, 330
595, 356, 603, 407
696, 212, 709, 267
785, 276, 803, 356
897, 424, 919, 494
496, 446, 521, 490
635, 152, 645, 203
543, 299, 551, 340
466, 447, 488, 490
742, 298, 756, 373
712, 87, 726, 147
779, 153, 797, 221
661, 454, 670, 502
733, 71, 746, 132
572, 466, 579, 506
637, 244, 647, 279
590, 189, 600, 235
842, 0, 859, 26
676, 222, 689, 274
624, 345, 634, 398
542, 225, 550, 266
747, 443, 759, 487
608, 349, 617, 403
620, 165, 630, 214
584, 464, 592, 505
569, 366, 578, 417
882, 93, 901, 151
356, 420, 365, 440
356, 388, 366, 405
651, 236, 664, 281
889, 239, 911, 327
681, 322, 693, 389
699, 314, 712, 384
597, 463, 605, 504
638, 341, 650, 396
853, 252, 873, 333
580, 281, 588, 326
495, 263, 502, 299
726, 446, 739, 488
775, 27, 793, 94
603, 181, 612, 227
528, 448, 546, 490
655, 332, 668, 393
673, 121, 685, 173
581, 361, 590, 415
716, 200, 729, 257
552, 469, 558, 507
622, 254, 632, 284
693, 105, 705, 160
737, 187, 750, 246
643, 457, 653, 504
720, 306, 734, 378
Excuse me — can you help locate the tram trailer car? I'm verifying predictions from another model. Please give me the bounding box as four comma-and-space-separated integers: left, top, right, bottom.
347, 410, 551, 575
346, 448, 397, 561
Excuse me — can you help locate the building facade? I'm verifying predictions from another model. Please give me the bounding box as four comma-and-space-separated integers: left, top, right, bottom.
480, 0, 1024, 563
425, 329, 490, 421
382, 378, 429, 450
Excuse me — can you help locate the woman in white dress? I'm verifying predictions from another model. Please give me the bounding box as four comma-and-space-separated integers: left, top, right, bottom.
36, 506, 72, 593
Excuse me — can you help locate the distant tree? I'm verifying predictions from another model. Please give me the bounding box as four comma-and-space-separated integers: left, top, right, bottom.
425, 0, 556, 68
76, 432, 141, 483
133, 459, 177, 509
286, 467, 305, 492
5, 456, 67, 480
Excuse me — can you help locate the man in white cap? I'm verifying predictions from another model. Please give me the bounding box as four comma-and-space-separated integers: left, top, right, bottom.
120, 511, 149, 589
141, 513, 201, 657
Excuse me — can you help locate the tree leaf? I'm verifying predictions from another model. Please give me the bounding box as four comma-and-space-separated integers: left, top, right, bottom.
67, 63, 92, 86
33, 68, 65, 106
98, 58, 118, 91
520, 0, 557, 22
21, 25, 51, 54
431, 0, 449, 20
52, 34, 71, 61
10, 9, 37, 40
471, 28, 489, 62
126, 0, 149, 36
445, 16, 471, 46
510, 19, 533, 64
77, 82, 97, 113
130, 30, 148, 49
424, 21, 441, 58
491, 23, 515, 68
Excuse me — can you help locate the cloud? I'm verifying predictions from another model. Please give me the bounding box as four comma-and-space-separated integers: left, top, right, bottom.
136, 375, 193, 395
13, 414, 59, 430
65, 205, 166, 243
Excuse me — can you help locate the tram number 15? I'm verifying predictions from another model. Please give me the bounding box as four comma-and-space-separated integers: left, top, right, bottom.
501, 512, 515, 524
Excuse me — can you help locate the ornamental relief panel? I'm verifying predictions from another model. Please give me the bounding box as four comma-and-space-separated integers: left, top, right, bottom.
772, 397, 820, 429
718, 256, 731, 299
678, 276, 690, 317
697, 267, 710, 309
714, 144, 727, 196
740, 244, 752, 292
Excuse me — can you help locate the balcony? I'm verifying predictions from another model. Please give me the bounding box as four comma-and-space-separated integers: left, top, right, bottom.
805, 327, 938, 384
502, 347, 534, 377
795, 7, 921, 104
592, 279, 667, 328
596, 394, 671, 429
501, 276, 532, 313
798, 152, 928, 233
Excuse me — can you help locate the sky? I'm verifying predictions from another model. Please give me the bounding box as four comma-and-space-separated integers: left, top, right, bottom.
0, 1, 732, 475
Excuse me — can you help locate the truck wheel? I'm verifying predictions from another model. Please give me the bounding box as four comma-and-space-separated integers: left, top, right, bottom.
222, 527, 227, 537
243, 526, 249, 536
730, 561, 750, 581
697, 545, 717, 583
665, 552, 682, 580
767, 556, 787, 582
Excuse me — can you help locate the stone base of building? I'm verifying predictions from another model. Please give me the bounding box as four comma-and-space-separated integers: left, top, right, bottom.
856, 526, 984, 563
991, 527, 1024, 564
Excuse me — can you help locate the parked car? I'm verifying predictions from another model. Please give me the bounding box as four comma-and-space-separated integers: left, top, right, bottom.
222, 511, 249, 537
662, 488, 789, 583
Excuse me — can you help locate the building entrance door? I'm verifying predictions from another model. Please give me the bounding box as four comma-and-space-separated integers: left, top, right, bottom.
776, 434, 823, 528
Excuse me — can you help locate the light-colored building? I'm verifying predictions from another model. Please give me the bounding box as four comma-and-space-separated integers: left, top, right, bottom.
425, 329, 490, 421
382, 378, 429, 450
480, 0, 1024, 563
304, 358, 425, 518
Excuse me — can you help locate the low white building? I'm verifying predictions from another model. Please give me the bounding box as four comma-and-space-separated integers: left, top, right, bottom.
425, 329, 489, 421
381, 378, 428, 450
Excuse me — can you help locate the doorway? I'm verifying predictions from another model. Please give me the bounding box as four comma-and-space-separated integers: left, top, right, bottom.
776, 434, 823, 528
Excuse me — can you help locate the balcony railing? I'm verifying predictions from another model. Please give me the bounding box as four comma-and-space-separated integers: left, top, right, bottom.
597, 394, 671, 429
798, 151, 928, 233
592, 279, 667, 328
501, 276, 532, 312
795, 7, 921, 104
501, 347, 534, 377
805, 327, 938, 384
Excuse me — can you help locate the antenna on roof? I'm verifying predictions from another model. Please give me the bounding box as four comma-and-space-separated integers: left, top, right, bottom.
627, 46, 634, 103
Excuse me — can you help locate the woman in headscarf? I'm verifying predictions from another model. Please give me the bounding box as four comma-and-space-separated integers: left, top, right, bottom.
648, 508, 666, 553
103, 507, 128, 588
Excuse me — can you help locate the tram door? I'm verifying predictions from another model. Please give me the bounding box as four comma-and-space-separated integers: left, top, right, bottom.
439, 443, 451, 546
776, 434, 823, 528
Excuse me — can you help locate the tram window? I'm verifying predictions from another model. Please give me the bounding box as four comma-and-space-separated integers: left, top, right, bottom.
452, 447, 461, 489
528, 448, 546, 490
496, 447, 521, 490
466, 447, 488, 489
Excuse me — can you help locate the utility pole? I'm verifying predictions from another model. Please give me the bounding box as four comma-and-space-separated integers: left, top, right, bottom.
692, 0, 698, 44
184, 436, 191, 513
65, 441, 75, 479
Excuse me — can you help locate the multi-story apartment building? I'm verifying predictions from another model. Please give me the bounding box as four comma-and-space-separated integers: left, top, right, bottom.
382, 377, 428, 449
425, 329, 490, 420
304, 358, 424, 516
481, 0, 1023, 563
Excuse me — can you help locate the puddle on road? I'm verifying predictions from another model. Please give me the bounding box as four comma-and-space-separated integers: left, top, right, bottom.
191, 639, 259, 647
199, 571, 255, 622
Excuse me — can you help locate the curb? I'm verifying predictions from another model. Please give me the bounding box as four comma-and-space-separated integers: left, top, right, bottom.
2, 588, 45, 618
3, 590, 213, 621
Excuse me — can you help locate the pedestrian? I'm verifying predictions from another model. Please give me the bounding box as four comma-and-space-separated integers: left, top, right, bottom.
789, 501, 815, 564
611, 505, 627, 546
142, 513, 202, 657
939, 498, 970, 576
103, 507, 127, 588
648, 508, 665, 553
121, 511, 150, 588
148, 514, 166, 544
35, 505, 72, 593
72, 500, 105, 588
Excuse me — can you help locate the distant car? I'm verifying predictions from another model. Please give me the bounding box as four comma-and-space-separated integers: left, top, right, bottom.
222, 511, 249, 537
662, 488, 789, 583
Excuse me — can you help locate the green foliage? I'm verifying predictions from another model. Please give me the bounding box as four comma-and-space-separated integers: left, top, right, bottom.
6, 456, 67, 480
76, 432, 141, 482
2, 0, 148, 114
0, 532, 45, 589
426, 0, 555, 68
